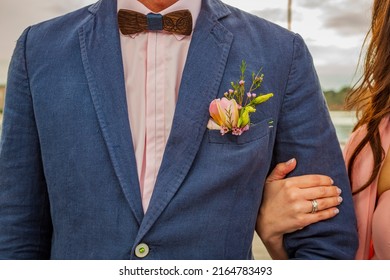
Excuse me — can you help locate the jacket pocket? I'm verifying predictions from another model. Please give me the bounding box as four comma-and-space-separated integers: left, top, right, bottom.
207, 118, 273, 145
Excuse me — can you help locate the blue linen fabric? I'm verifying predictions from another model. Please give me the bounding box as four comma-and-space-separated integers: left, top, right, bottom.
0, 0, 358, 259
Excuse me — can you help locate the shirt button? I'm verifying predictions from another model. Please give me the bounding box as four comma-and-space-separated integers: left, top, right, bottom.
135, 243, 150, 258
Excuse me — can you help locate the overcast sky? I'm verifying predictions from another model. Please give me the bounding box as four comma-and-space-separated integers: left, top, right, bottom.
0, 0, 371, 90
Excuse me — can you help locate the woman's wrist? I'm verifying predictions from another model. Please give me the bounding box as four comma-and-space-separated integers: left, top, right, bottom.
256, 221, 288, 260
261, 234, 288, 260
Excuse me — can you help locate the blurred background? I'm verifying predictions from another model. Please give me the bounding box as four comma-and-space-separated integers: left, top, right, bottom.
0, 0, 372, 259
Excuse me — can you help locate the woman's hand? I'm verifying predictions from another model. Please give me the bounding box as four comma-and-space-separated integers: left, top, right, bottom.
256, 158, 343, 259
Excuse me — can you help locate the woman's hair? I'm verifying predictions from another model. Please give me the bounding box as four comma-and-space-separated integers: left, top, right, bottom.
345, 0, 390, 195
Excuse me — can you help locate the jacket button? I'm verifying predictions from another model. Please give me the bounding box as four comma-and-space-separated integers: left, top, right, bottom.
135, 243, 149, 258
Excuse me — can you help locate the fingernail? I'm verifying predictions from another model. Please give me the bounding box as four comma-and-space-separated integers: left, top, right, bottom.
337, 187, 342, 194
330, 178, 334, 185
286, 158, 295, 165
338, 196, 343, 203
334, 209, 339, 215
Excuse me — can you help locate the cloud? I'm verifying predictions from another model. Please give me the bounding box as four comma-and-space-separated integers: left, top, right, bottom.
254, 0, 371, 38
250, 1, 367, 90
325, 12, 370, 36
49, 0, 95, 14
300, 0, 328, 9
0, 0, 96, 84
307, 44, 363, 90
300, 0, 372, 37
251, 8, 287, 23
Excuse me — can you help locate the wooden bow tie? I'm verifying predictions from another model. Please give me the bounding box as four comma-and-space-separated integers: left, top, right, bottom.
118, 9, 193, 36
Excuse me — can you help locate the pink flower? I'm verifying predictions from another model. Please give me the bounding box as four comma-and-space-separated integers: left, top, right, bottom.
208, 97, 239, 130
220, 126, 229, 135
206, 61, 273, 136
232, 125, 249, 135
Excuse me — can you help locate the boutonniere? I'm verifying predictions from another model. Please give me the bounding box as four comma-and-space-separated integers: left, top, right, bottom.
207, 61, 273, 135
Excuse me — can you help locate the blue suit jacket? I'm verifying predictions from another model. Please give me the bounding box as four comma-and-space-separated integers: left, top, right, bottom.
0, 0, 358, 259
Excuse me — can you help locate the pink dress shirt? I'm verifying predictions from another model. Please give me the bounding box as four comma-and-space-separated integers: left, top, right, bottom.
118, 0, 201, 212
343, 115, 390, 259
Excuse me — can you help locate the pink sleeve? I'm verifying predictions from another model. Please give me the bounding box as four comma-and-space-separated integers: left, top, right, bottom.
343, 126, 377, 259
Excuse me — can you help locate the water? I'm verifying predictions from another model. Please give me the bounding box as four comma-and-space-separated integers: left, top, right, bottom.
329, 111, 357, 147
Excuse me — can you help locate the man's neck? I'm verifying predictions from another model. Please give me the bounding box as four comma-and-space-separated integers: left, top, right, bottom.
137, 0, 180, 12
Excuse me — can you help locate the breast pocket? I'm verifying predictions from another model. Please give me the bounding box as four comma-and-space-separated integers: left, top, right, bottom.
207, 118, 273, 145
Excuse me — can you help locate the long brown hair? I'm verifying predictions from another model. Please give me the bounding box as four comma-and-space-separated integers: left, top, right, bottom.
345, 0, 390, 195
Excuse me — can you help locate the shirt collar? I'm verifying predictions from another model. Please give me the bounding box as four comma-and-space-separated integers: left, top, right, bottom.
117, 0, 202, 40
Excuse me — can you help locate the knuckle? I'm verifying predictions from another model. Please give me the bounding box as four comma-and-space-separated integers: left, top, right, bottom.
286, 189, 298, 201
316, 211, 327, 220
315, 175, 331, 186
329, 186, 337, 195
313, 175, 323, 185
273, 164, 285, 176
323, 197, 341, 208
319, 187, 327, 197
317, 210, 333, 220
291, 203, 303, 213
332, 186, 341, 195
284, 180, 293, 188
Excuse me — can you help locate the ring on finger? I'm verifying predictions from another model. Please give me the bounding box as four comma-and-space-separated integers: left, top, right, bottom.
310, 199, 319, 214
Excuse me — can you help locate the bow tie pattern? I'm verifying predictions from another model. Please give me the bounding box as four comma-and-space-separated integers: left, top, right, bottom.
118, 9, 193, 36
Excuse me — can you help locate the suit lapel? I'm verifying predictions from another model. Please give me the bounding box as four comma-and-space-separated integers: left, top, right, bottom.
136, 0, 233, 240
78, 0, 144, 224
